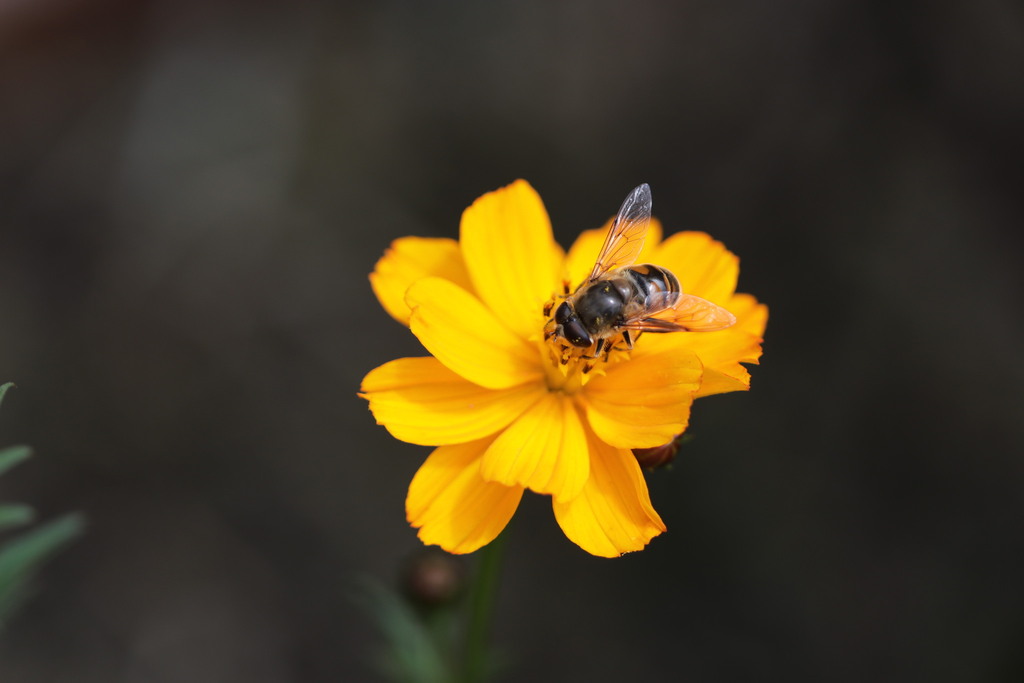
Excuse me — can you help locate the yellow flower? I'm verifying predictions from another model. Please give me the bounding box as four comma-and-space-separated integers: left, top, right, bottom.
360, 180, 767, 557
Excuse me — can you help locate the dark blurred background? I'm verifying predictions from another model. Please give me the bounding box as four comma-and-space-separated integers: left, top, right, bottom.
1, 0, 1022, 681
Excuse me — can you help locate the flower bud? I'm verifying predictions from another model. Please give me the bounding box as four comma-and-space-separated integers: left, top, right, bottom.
633, 433, 690, 470
401, 548, 465, 610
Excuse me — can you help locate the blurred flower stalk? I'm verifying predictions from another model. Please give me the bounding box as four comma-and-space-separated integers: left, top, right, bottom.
355, 539, 504, 683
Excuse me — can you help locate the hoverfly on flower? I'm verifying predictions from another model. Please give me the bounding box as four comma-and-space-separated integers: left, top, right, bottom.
545, 184, 736, 365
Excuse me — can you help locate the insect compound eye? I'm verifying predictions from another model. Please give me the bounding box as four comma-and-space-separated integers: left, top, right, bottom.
563, 320, 592, 348
554, 301, 573, 324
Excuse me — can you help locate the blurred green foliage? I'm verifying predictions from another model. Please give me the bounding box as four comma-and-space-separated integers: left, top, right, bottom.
353, 545, 507, 683
353, 576, 456, 683
0, 383, 83, 629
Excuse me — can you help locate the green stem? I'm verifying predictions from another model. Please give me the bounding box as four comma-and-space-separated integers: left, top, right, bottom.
462, 532, 507, 683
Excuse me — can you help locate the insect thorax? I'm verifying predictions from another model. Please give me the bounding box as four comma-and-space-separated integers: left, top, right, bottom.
574, 281, 627, 331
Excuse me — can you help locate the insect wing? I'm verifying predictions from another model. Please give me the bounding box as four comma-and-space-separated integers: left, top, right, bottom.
623, 292, 737, 333
656, 293, 737, 331
588, 184, 652, 281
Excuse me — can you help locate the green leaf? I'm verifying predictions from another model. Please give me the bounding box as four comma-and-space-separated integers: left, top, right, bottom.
350, 576, 456, 683
0, 446, 32, 477
0, 513, 85, 625
0, 383, 14, 409
0, 505, 34, 532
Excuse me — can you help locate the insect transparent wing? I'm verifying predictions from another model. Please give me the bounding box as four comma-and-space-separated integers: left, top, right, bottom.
619, 317, 692, 334
642, 292, 737, 332
588, 184, 652, 281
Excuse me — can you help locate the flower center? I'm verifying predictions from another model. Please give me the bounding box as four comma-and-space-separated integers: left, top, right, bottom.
538, 293, 633, 394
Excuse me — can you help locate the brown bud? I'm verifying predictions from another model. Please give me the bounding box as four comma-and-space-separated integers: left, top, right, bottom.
632, 433, 690, 470
401, 548, 465, 610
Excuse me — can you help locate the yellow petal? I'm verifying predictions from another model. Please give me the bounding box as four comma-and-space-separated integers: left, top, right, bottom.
480, 393, 589, 503
360, 357, 544, 445
564, 219, 664, 290
725, 292, 769, 337
552, 426, 665, 557
653, 231, 738, 304
460, 180, 565, 340
406, 277, 544, 390
370, 237, 473, 326
684, 331, 759, 397
682, 293, 767, 398
583, 337, 702, 448
407, 438, 524, 555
